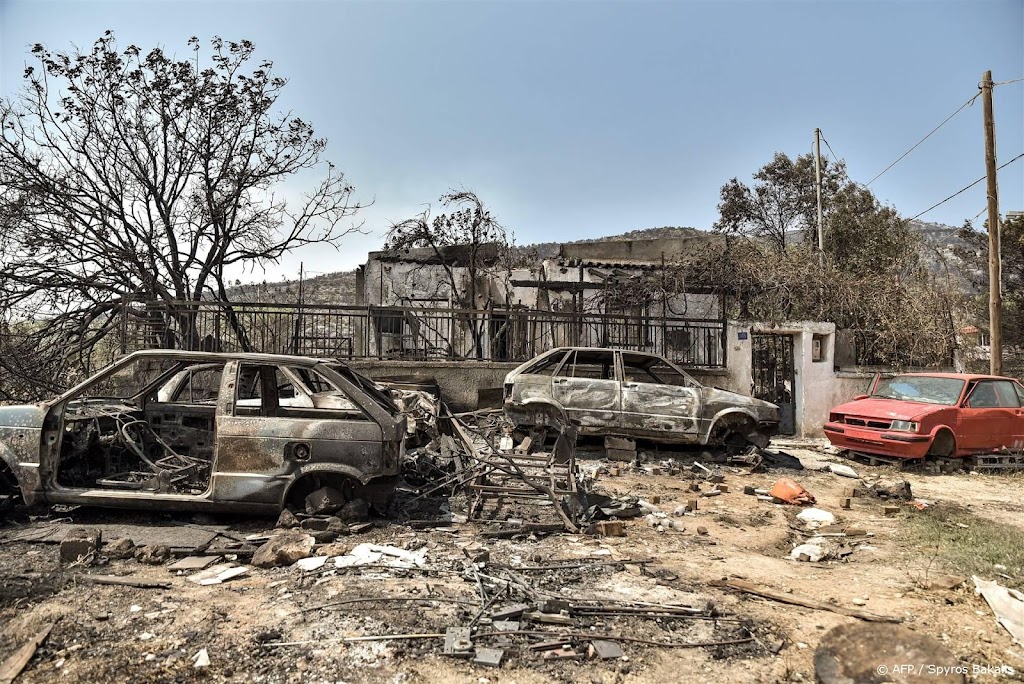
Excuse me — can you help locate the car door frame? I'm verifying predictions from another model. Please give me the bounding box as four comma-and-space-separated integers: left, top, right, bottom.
957, 379, 1021, 453
618, 351, 702, 438
212, 360, 403, 507
549, 349, 621, 429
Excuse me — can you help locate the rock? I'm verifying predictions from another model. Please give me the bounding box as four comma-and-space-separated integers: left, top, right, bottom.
304, 486, 346, 515
135, 545, 171, 565
276, 509, 299, 529
60, 528, 101, 563
102, 537, 135, 560
252, 532, 315, 568
696, 526, 709, 536
337, 498, 370, 524
315, 542, 350, 557
814, 622, 964, 684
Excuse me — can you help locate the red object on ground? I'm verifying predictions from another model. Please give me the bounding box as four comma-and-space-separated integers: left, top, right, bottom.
769, 478, 816, 505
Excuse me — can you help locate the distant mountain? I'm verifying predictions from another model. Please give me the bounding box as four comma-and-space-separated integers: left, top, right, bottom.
227, 270, 358, 305
230, 222, 971, 305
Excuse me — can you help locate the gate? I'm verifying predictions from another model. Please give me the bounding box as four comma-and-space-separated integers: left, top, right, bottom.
751, 333, 796, 435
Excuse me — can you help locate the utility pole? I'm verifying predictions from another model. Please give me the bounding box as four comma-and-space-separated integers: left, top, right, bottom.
981, 71, 1002, 375
814, 128, 825, 263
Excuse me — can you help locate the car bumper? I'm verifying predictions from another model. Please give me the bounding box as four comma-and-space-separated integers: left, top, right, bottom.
823, 422, 933, 459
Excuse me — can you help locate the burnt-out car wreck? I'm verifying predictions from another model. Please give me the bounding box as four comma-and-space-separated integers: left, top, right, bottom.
0, 351, 407, 514
503, 347, 780, 450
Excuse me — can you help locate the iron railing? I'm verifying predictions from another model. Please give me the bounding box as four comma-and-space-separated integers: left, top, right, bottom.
122, 301, 727, 368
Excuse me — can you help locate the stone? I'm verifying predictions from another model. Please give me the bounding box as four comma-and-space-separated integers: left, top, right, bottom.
276, 509, 299, 529
304, 486, 346, 515
134, 545, 171, 565
337, 498, 370, 524
606, 448, 636, 462
840, 497, 852, 509
814, 622, 964, 684
586, 521, 624, 537
60, 528, 101, 563
696, 526, 709, 535
102, 537, 135, 560
604, 436, 636, 452
252, 532, 315, 568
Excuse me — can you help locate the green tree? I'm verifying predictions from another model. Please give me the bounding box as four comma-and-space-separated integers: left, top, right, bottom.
714, 152, 846, 252
956, 213, 1024, 373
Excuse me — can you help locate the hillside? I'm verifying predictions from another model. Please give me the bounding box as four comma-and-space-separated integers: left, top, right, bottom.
230, 221, 970, 305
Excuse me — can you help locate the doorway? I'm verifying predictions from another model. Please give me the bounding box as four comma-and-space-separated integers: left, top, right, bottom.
751, 333, 796, 435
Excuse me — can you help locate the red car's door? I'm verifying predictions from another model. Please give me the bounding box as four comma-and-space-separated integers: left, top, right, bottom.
958, 380, 1022, 453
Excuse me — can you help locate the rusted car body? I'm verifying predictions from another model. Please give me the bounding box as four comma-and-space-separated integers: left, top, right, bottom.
824, 373, 1024, 460
0, 351, 406, 514
503, 347, 780, 447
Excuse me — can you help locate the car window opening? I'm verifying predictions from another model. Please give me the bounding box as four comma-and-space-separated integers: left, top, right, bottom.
55, 360, 225, 496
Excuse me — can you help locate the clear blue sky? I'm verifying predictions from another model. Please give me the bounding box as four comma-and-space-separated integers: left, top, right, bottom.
2, 0, 1022, 281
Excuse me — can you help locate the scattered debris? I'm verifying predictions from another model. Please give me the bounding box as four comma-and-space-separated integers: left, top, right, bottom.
973, 576, 1024, 644
188, 563, 249, 585
79, 575, 171, 589
192, 648, 211, 669
252, 532, 315, 568
825, 463, 859, 479
796, 508, 835, 529
60, 528, 100, 564
717, 579, 901, 623
134, 545, 171, 565
0, 623, 54, 684
769, 478, 816, 505
166, 555, 221, 572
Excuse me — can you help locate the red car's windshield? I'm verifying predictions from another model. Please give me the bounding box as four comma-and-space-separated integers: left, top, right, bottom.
871, 376, 965, 405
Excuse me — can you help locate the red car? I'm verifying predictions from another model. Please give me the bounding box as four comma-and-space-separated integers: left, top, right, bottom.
824, 373, 1024, 460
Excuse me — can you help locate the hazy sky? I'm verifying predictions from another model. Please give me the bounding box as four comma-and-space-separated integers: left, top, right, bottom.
2, 0, 1022, 282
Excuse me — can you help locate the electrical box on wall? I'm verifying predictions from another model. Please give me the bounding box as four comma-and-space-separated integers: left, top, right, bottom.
812, 334, 827, 362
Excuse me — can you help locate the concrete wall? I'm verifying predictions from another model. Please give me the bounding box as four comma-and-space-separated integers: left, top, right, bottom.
350, 324, 883, 436
349, 359, 519, 412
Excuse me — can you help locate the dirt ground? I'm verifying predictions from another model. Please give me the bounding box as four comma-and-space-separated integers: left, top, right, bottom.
1, 438, 1022, 684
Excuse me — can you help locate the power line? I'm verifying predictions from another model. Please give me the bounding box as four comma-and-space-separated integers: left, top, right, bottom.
993, 77, 1024, 86
819, 133, 840, 164
867, 91, 982, 186
909, 152, 1024, 221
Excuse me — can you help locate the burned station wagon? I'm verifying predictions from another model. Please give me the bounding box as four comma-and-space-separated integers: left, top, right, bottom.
0, 351, 406, 515
504, 347, 780, 448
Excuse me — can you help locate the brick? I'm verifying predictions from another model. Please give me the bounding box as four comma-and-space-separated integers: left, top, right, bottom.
60, 528, 101, 563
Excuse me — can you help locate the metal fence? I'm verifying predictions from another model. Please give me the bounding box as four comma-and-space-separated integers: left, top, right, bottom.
123, 301, 727, 367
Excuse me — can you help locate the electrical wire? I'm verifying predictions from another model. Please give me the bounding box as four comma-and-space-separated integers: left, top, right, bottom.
909, 152, 1024, 221
867, 91, 982, 186
993, 78, 1023, 86
820, 134, 841, 164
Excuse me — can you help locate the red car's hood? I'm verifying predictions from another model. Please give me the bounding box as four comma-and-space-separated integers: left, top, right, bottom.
831, 397, 946, 422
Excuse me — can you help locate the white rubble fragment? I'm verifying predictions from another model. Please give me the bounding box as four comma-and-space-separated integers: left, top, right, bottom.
973, 576, 1024, 644
293, 556, 329, 571
192, 648, 211, 669
334, 543, 427, 569
796, 508, 835, 529
826, 463, 859, 478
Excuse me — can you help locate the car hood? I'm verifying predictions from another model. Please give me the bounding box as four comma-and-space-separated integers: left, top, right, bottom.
703, 387, 779, 419
0, 404, 48, 429
831, 397, 947, 422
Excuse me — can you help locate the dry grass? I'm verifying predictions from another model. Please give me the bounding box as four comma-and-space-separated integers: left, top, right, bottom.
902, 503, 1024, 589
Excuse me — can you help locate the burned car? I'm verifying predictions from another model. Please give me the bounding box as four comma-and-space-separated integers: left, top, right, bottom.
503, 347, 780, 448
0, 351, 406, 515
